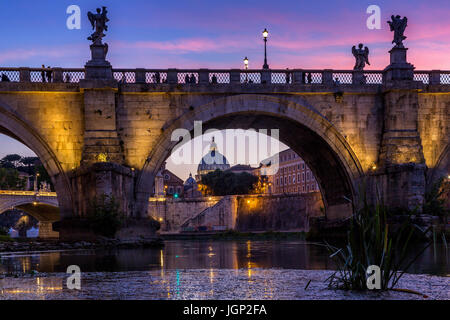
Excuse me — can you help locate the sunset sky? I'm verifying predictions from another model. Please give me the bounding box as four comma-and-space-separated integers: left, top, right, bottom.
1, 0, 450, 178
1, 0, 450, 70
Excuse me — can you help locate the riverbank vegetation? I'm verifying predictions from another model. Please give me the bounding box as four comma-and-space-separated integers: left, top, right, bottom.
324, 187, 442, 291
87, 194, 124, 238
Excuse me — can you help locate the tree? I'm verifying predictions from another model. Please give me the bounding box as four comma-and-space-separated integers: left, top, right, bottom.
201, 170, 258, 196
0, 168, 23, 189
21, 156, 39, 175
15, 215, 32, 238
0, 154, 22, 169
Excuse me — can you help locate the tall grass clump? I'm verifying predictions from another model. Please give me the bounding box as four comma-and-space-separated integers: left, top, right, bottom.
326, 191, 430, 291
88, 194, 124, 238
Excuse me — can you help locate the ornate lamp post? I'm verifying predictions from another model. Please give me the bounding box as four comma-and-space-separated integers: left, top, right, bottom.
262, 28, 269, 69
244, 56, 249, 82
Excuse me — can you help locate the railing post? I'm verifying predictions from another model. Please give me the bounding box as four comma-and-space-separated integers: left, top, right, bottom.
19, 67, 30, 82
199, 69, 209, 84
429, 70, 441, 85
261, 70, 271, 84
353, 71, 366, 85
323, 69, 333, 85
135, 68, 146, 83
167, 69, 178, 84
52, 67, 63, 83
292, 70, 304, 84
230, 69, 240, 84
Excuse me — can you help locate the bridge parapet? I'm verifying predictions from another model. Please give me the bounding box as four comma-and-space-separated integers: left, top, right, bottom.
2, 67, 450, 86
0, 190, 57, 197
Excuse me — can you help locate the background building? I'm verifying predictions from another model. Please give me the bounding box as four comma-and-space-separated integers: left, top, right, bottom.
260, 148, 319, 195
196, 137, 230, 180
153, 162, 184, 198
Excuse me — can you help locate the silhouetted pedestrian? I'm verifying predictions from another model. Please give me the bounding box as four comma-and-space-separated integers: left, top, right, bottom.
155, 72, 161, 84
185, 74, 189, 84
41, 65, 46, 83
189, 74, 196, 84
65, 73, 71, 83
307, 73, 312, 84
285, 68, 291, 84
46, 67, 53, 83
211, 74, 218, 84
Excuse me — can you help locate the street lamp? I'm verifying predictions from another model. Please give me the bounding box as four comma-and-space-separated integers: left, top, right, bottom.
262, 28, 269, 69
244, 57, 249, 83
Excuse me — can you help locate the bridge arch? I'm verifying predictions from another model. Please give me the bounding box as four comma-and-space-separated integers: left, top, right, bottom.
0, 198, 59, 220
0, 198, 58, 214
0, 101, 71, 219
136, 94, 364, 219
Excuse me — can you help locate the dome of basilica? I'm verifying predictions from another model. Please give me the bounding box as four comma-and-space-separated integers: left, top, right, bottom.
197, 137, 230, 176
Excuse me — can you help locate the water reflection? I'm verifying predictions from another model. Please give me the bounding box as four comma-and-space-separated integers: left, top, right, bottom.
0, 277, 62, 298
0, 240, 448, 276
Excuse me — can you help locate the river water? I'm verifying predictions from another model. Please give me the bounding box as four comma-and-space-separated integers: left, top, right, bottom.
0, 240, 448, 275
0, 240, 448, 300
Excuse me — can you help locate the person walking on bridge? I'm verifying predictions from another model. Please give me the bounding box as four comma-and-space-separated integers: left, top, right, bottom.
41, 65, 46, 82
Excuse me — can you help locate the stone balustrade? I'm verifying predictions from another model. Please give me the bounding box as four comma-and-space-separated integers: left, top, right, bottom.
1, 67, 450, 85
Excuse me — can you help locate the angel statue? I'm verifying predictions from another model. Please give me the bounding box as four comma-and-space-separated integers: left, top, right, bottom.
87, 7, 109, 44
352, 43, 370, 71
387, 15, 408, 48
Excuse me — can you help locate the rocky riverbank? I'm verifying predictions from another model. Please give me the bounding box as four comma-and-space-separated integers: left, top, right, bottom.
0, 238, 164, 252
0, 269, 448, 300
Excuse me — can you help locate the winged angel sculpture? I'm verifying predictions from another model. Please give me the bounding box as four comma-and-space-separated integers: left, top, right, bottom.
387, 15, 408, 48
87, 7, 109, 45
352, 44, 370, 71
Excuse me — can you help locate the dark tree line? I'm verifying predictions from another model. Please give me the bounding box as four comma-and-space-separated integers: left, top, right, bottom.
200, 170, 259, 196
0, 154, 53, 190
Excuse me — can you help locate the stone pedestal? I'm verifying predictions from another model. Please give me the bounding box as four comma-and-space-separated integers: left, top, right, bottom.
383, 46, 415, 83
85, 43, 113, 80
353, 71, 366, 85
261, 70, 271, 84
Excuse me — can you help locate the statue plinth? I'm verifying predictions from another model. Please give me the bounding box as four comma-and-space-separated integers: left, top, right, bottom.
383, 46, 414, 83
353, 71, 366, 85
84, 43, 113, 80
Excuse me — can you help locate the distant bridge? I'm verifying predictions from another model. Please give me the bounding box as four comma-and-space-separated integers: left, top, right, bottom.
0, 190, 59, 238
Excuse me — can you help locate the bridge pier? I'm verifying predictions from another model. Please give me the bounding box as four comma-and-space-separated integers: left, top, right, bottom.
374, 46, 427, 211
55, 47, 159, 241
56, 162, 157, 241
38, 221, 59, 239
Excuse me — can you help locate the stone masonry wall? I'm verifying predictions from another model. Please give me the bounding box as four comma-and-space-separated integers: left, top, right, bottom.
236, 193, 323, 232
147, 197, 222, 232
148, 193, 323, 233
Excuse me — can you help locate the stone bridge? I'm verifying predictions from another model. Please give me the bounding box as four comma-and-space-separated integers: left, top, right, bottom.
0, 40, 448, 239
0, 190, 59, 238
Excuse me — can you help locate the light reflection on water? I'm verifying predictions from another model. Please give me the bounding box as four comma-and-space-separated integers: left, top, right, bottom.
0, 240, 448, 276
